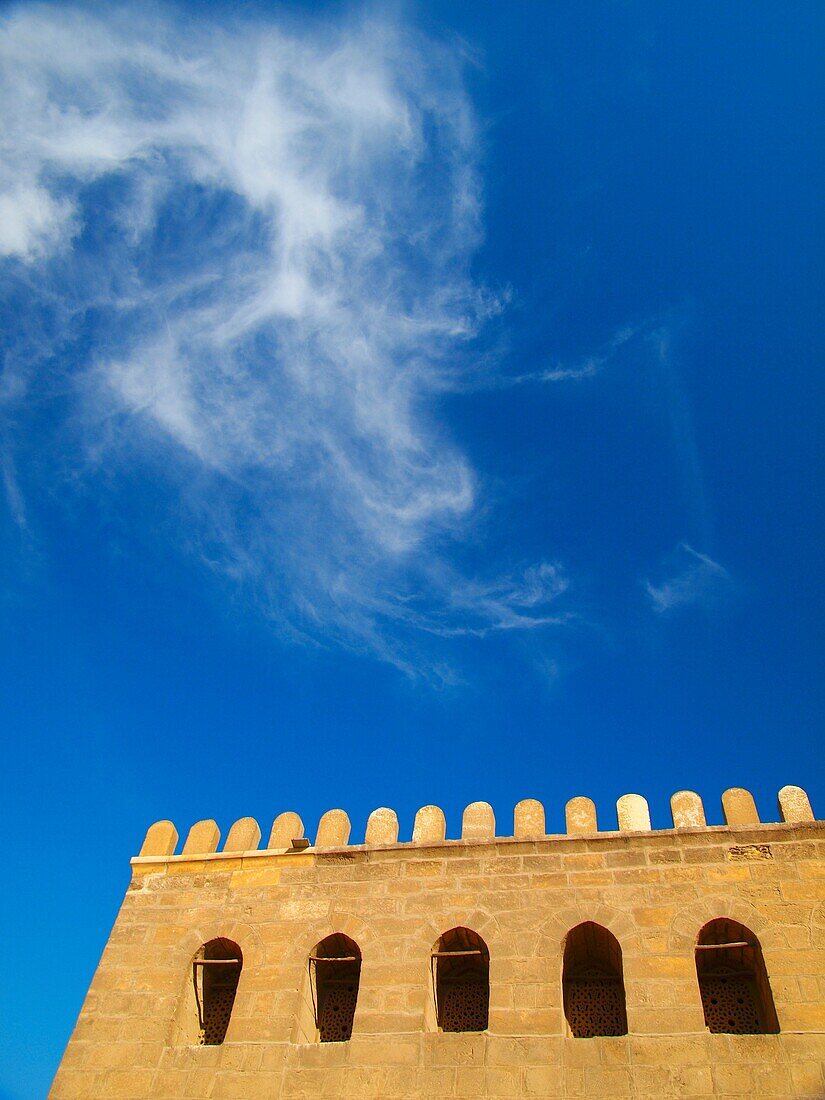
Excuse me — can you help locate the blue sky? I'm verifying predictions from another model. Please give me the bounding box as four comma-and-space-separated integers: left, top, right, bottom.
1, 0, 823, 1094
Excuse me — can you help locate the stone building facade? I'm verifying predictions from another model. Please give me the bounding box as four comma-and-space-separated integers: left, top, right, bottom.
52, 785, 825, 1098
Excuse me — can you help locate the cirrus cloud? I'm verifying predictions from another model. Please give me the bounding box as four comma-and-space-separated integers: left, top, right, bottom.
645, 543, 730, 614
0, 2, 566, 671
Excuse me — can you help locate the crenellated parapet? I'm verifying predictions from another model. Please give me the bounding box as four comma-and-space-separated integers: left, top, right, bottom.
136, 784, 816, 860
58, 777, 825, 1100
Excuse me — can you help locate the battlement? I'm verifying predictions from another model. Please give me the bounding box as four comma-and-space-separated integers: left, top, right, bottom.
135, 784, 816, 861
56, 779, 825, 1099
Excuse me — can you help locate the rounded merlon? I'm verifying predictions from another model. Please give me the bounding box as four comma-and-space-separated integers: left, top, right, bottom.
182, 819, 220, 855
412, 805, 446, 844
671, 791, 706, 829
565, 797, 597, 834
139, 820, 178, 857
315, 809, 351, 848
223, 817, 262, 852
722, 788, 760, 827
778, 785, 814, 823
268, 811, 305, 849
462, 801, 495, 840
514, 798, 545, 838
365, 807, 399, 845
616, 794, 651, 832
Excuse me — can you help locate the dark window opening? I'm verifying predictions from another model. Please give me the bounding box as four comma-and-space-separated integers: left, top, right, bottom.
433, 927, 490, 1032
563, 922, 627, 1038
696, 919, 779, 1034
194, 938, 242, 1046
311, 933, 362, 1042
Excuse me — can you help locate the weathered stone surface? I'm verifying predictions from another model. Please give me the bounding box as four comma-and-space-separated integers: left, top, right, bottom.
565, 797, 597, 834
461, 801, 495, 840
365, 807, 399, 846
778, 785, 814, 824
139, 820, 178, 857
181, 819, 220, 855
514, 799, 545, 838
722, 787, 760, 826
616, 794, 651, 832
670, 791, 706, 829
268, 811, 304, 849
223, 817, 261, 852
315, 809, 351, 848
412, 805, 446, 845
55, 794, 824, 1099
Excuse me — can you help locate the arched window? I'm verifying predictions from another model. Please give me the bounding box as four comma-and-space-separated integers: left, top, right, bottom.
431, 927, 490, 1032
193, 938, 243, 1046
309, 934, 362, 1042
695, 919, 779, 1034
562, 922, 627, 1038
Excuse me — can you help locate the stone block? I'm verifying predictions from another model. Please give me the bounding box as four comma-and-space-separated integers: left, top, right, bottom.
584, 1066, 633, 1095
524, 1065, 565, 1096
454, 1067, 488, 1096
617, 794, 651, 832
462, 801, 495, 840
565, 797, 597, 834
484, 1067, 522, 1097
412, 805, 447, 844
671, 791, 706, 829
365, 807, 399, 846
223, 817, 261, 852
181, 819, 220, 855
722, 787, 760, 826
778, 785, 814, 823
514, 799, 546, 838
790, 1061, 825, 1096
315, 809, 351, 847
139, 820, 178, 857
102, 1069, 156, 1097
268, 812, 305, 849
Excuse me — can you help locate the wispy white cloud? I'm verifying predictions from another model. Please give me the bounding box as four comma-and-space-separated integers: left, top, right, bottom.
645, 542, 729, 614
406, 561, 571, 639
0, 452, 27, 530
645, 319, 714, 550
0, 3, 566, 670
518, 323, 642, 384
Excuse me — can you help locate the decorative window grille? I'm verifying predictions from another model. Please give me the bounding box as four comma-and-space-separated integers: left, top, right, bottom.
563, 923, 627, 1038
699, 967, 762, 1033
193, 939, 242, 1046
310, 934, 362, 1043
433, 928, 490, 1032
696, 919, 779, 1034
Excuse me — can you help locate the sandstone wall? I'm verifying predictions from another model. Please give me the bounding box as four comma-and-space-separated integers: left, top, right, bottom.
52, 788, 825, 1099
